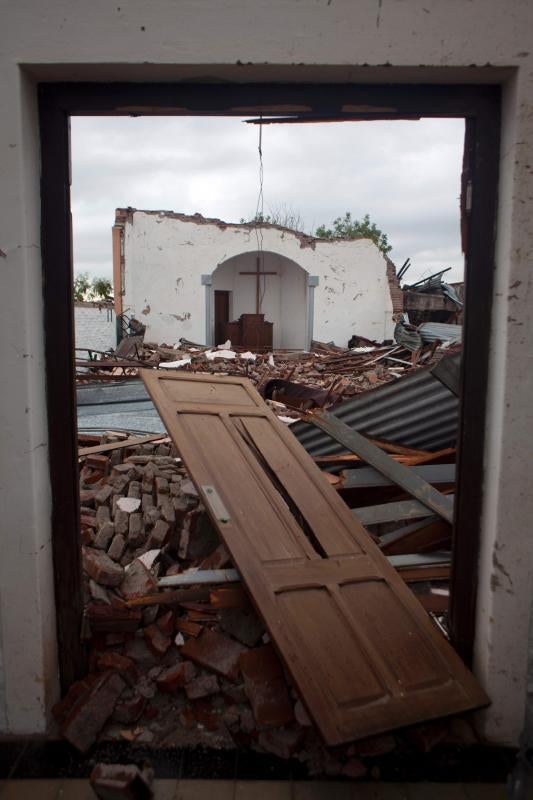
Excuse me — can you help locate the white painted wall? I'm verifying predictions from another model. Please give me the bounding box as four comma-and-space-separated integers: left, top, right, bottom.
0, 0, 532, 745
74, 303, 116, 353
122, 212, 394, 348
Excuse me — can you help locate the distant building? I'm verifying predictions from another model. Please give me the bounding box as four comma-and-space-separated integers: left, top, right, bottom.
112, 208, 403, 349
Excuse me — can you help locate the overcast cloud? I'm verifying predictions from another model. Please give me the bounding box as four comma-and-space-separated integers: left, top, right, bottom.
71, 115, 465, 285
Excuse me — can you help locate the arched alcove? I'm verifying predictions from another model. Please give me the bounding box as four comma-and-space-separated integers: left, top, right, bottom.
210, 251, 309, 349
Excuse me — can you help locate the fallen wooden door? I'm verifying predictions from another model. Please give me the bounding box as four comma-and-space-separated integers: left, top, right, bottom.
141, 370, 488, 745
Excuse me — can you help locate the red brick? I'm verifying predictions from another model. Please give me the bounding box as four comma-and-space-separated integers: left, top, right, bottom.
198, 544, 231, 570
156, 610, 174, 636
83, 546, 124, 588
112, 692, 146, 725
257, 727, 304, 760
95, 651, 137, 683
95, 484, 114, 506
85, 603, 142, 633
239, 645, 293, 728
181, 628, 247, 681
86, 454, 110, 472
156, 660, 196, 693
143, 623, 171, 658
80, 489, 97, 507
61, 671, 126, 752
184, 674, 220, 700
90, 763, 153, 800
94, 521, 115, 550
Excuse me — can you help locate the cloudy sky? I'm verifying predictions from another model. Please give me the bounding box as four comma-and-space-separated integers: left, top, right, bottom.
71, 115, 465, 285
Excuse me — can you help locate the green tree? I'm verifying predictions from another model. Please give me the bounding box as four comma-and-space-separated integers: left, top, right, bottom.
315, 212, 392, 255
73, 272, 91, 301
91, 277, 113, 300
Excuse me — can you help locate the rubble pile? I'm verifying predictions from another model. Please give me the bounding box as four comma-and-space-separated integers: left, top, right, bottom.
77, 335, 458, 425
53, 434, 476, 776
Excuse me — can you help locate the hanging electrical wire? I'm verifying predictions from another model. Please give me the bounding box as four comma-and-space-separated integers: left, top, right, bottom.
252, 114, 267, 312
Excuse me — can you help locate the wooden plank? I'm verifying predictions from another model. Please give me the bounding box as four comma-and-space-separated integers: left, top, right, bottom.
307, 411, 454, 523
340, 463, 455, 489
141, 370, 487, 746
78, 433, 169, 457
354, 499, 451, 526
381, 519, 452, 556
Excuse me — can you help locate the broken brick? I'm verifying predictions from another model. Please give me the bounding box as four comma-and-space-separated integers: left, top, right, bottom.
95, 651, 137, 683
61, 671, 126, 752
120, 559, 157, 600
179, 511, 218, 560
156, 610, 174, 636
128, 512, 145, 547
112, 691, 146, 725
199, 544, 231, 570
239, 645, 293, 728
94, 521, 115, 550
90, 763, 154, 800
85, 603, 142, 633
108, 533, 127, 562
95, 484, 114, 507
219, 607, 264, 647
146, 519, 169, 550
143, 623, 171, 658
95, 504, 111, 527
156, 660, 197, 693
86, 454, 110, 473
181, 628, 247, 681
83, 546, 124, 588
114, 509, 129, 536
159, 499, 176, 526
257, 727, 304, 760
128, 480, 142, 499
184, 674, 220, 700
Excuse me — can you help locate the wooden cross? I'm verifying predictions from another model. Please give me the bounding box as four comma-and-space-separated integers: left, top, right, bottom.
239, 256, 277, 314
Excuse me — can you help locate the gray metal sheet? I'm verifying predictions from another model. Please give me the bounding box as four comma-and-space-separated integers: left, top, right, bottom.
291, 354, 460, 455
77, 379, 165, 434
418, 323, 462, 343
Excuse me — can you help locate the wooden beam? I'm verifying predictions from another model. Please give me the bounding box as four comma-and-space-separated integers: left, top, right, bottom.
307, 410, 454, 523
78, 432, 169, 457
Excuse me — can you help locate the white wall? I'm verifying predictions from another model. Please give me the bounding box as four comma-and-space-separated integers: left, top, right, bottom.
0, 0, 532, 744
74, 303, 116, 353
122, 212, 394, 348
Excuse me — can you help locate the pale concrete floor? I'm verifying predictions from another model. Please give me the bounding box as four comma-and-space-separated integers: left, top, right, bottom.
0, 779, 514, 799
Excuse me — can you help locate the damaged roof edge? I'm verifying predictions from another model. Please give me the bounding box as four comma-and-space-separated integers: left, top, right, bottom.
291, 353, 461, 455
113, 207, 403, 257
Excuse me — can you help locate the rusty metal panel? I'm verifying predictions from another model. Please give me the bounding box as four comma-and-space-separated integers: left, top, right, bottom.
141, 370, 488, 745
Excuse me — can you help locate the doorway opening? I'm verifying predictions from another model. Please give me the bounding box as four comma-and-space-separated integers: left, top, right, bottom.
40, 81, 500, 757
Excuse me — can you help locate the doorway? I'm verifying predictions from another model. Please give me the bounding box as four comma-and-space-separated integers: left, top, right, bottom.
214, 290, 231, 346
39, 82, 499, 694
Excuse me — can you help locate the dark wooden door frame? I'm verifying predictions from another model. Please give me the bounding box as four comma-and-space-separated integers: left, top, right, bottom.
38, 81, 500, 691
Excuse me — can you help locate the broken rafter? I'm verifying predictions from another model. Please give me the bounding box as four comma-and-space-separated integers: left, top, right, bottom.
306, 410, 454, 524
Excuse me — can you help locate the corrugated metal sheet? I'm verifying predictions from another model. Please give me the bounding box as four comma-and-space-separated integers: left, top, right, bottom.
77, 380, 165, 434
291, 354, 460, 455
419, 322, 462, 343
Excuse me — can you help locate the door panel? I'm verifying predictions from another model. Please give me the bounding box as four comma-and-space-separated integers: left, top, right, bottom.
142, 370, 488, 745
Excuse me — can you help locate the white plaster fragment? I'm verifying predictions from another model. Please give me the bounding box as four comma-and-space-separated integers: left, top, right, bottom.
159, 357, 191, 368
117, 497, 141, 513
